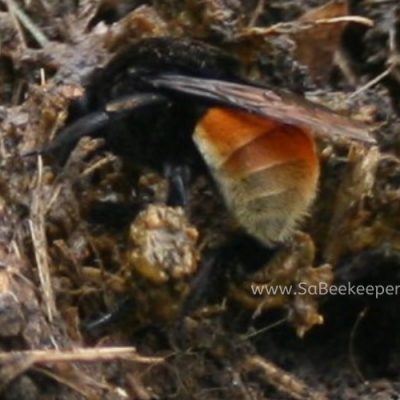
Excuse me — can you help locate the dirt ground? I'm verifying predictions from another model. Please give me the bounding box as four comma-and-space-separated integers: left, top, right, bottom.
1, 0, 400, 399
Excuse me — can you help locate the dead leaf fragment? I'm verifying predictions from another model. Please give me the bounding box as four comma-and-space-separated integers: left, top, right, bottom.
293, 0, 350, 84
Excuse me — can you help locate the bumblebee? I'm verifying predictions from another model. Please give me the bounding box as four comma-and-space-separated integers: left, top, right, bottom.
34, 37, 374, 332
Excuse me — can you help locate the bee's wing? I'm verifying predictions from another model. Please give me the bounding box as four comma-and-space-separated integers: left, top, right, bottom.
151, 74, 375, 145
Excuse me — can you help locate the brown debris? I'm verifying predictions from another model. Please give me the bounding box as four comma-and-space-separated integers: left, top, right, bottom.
293, 0, 353, 84
323, 145, 380, 264
0, 347, 163, 394
245, 355, 330, 400
128, 205, 199, 285
229, 233, 334, 336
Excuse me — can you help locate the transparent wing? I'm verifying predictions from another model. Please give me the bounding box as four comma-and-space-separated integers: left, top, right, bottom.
151, 75, 375, 144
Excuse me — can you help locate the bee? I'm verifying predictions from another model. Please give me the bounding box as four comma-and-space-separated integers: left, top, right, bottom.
34, 37, 375, 330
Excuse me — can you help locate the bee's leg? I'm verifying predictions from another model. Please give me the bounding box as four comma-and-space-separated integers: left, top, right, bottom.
171, 248, 222, 349
22, 111, 111, 161
172, 232, 279, 348
164, 164, 191, 208
23, 93, 169, 162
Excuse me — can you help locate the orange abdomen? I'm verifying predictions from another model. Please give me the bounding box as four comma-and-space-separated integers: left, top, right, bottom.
194, 108, 320, 246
